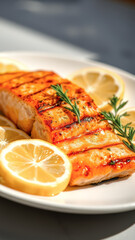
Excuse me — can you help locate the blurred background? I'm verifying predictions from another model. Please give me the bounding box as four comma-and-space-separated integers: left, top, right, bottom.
0, 0, 135, 74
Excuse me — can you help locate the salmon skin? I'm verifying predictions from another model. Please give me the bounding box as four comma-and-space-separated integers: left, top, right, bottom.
0, 70, 135, 186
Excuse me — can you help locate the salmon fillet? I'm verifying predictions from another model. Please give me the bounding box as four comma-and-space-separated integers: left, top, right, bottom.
0, 70, 135, 186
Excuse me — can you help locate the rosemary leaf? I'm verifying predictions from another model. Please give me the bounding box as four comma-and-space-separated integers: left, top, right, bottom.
102, 95, 135, 153
51, 84, 81, 123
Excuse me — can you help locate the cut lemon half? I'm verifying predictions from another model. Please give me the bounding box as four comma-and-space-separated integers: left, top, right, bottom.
68, 67, 125, 111
120, 107, 135, 143
0, 127, 30, 151
0, 139, 72, 196
0, 115, 16, 128
0, 57, 28, 74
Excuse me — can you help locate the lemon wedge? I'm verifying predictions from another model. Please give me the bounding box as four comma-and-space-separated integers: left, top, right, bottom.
68, 67, 125, 111
0, 139, 72, 196
0, 57, 28, 74
0, 127, 30, 151
0, 115, 16, 128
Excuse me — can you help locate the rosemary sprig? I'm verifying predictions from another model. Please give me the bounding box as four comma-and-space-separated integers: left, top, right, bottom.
102, 95, 135, 152
51, 84, 81, 123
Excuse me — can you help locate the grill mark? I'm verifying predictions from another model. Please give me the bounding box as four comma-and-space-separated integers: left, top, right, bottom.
24, 86, 54, 99
38, 96, 76, 113
107, 157, 135, 167
0, 72, 29, 85
53, 81, 70, 85
0, 71, 23, 77
68, 142, 122, 156
37, 95, 94, 114
49, 114, 101, 131
37, 96, 54, 105
27, 80, 82, 113
38, 98, 62, 112
54, 127, 112, 144
62, 116, 95, 129
29, 81, 71, 99
52, 115, 106, 142
10, 72, 55, 90
22, 81, 70, 100
38, 104, 64, 114
35, 86, 99, 129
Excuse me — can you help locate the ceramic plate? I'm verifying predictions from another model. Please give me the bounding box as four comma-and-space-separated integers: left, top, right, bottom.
0, 52, 135, 214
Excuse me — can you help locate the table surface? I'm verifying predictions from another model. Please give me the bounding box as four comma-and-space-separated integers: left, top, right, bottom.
0, 0, 135, 239
0, 0, 135, 74
0, 197, 135, 240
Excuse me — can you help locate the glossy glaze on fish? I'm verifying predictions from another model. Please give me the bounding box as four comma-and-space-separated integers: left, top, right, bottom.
0, 70, 135, 186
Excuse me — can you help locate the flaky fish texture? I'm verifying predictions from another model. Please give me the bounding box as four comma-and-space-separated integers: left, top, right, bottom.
0, 70, 135, 186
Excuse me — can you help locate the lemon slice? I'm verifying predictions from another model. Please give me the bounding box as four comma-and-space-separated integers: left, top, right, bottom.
0, 127, 30, 151
0, 115, 16, 128
120, 107, 135, 143
0, 139, 72, 196
0, 57, 28, 74
68, 67, 125, 111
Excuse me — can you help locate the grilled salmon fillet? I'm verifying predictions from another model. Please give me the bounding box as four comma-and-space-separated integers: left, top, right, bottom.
0, 70, 135, 186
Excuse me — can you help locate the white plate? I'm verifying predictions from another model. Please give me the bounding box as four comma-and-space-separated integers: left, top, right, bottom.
0, 52, 135, 214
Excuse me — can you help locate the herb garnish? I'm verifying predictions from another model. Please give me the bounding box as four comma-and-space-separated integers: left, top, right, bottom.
51, 84, 81, 123
102, 96, 135, 152
109, 160, 116, 165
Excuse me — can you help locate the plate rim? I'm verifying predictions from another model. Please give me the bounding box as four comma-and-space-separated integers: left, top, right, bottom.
1, 184, 135, 214
0, 51, 134, 79
0, 51, 135, 214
